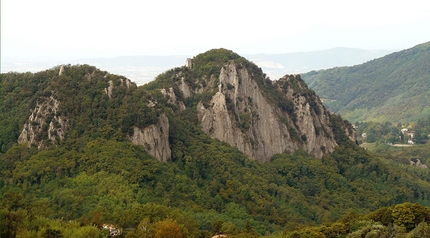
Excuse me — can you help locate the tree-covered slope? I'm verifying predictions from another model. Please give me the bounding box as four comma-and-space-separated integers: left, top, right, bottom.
1, 49, 430, 237
0, 65, 162, 154
302, 41, 430, 123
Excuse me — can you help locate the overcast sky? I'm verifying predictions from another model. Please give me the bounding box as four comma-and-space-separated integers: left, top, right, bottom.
2, 0, 430, 61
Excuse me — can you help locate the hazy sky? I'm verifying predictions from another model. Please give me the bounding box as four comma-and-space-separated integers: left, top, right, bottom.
2, 0, 430, 60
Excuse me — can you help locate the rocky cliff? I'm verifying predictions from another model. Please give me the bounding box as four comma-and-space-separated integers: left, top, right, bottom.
18, 95, 68, 149
157, 49, 355, 162
191, 62, 343, 161
14, 50, 355, 163
130, 113, 171, 162
16, 65, 172, 162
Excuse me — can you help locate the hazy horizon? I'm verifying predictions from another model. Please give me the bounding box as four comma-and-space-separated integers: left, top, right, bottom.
2, 0, 430, 62
1, 47, 397, 85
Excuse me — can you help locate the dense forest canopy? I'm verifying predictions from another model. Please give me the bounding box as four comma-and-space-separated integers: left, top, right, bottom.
1, 49, 430, 237
302, 41, 430, 123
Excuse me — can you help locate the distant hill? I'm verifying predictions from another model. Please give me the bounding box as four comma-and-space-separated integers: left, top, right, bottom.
1, 48, 393, 86
302, 42, 430, 123
245, 47, 393, 80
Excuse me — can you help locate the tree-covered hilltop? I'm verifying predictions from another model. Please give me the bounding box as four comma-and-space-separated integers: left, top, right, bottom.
1, 49, 430, 237
0, 64, 161, 154
141, 49, 353, 161
267, 202, 430, 237
302, 41, 430, 123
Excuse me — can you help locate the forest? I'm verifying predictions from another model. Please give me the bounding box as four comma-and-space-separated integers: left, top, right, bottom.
301, 41, 430, 123
1, 50, 430, 237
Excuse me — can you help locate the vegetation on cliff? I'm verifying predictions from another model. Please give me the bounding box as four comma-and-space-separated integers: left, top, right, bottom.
1, 49, 430, 237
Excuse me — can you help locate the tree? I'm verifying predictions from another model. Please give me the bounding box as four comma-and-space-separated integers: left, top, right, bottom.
240, 220, 259, 237
366, 127, 376, 143
392, 203, 416, 231
154, 219, 183, 238
212, 220, 224, 235
414, 129, 428, 144
408, 222, 430, 238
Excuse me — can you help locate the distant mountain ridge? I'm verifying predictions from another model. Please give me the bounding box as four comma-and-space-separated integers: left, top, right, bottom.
1, 48, 393, 86
302, 42, 430, 123
245, 47, 394, 80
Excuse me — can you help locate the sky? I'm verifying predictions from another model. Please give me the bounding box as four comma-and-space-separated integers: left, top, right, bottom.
2, 0, 430, 61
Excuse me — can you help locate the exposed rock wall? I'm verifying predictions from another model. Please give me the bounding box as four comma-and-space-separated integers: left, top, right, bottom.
161, 87, 186, 111
278, 75, 337, 158
18, 95, 68, 149
196, 63, 343, 161
410, 159, 428, 169
104, 80, 114, 99
198, 64, 296, 161
130, 113, 171, 162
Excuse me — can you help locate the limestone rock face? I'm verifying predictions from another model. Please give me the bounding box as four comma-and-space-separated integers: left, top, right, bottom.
160, 87, 186, 111
410, 159, 428, 169
197, 64, 297, 161
274, 75, 338, 158
179, 77, 192, 99
18, 95, 68, 149
104, 80, 114, 99
194, 63, 349, 161
130, 113, 171, 162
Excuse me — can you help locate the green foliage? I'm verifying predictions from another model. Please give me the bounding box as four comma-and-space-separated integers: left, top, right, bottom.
302, 41, 430, 123
192, 48, 242, 78
355, 121, 402, 144
329, 113, 354, 146
0, 70, 55, 152
2, 51, 430, 237
0, 64, 163, 152
407, 222, 430, 238
414, 115, 430, 144
281, 202, 430, 238
2, 106, 430, 236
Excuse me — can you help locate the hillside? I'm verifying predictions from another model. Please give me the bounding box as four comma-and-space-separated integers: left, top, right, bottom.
302, 41, 430, 123
246, 47, 393, 80
1, 49, 430, 237
1, 49, 355, 161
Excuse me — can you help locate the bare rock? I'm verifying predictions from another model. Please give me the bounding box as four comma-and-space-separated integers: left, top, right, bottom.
130, 113, 171, 162
18, 95, 68, 149
197, 63, 344, 161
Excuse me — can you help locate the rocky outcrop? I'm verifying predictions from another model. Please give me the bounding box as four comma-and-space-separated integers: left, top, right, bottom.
195, 63, 347, 161
130, 113, 171, 162
59, 65, 65, 76
179, 77, 192, 99
13, 56, 353, 163
104, 78, 134, 99
410, 159, 428, 169
18, 95, 68, 149
274, 74, 339, 158
198, 64, 296, 161
160, 87, 186, 111
104, 80, 114, 99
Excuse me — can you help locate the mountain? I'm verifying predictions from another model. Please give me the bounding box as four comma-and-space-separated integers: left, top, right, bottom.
1, 49, 355, 161
301, 42, 430, 123
1, 49, 430, 237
